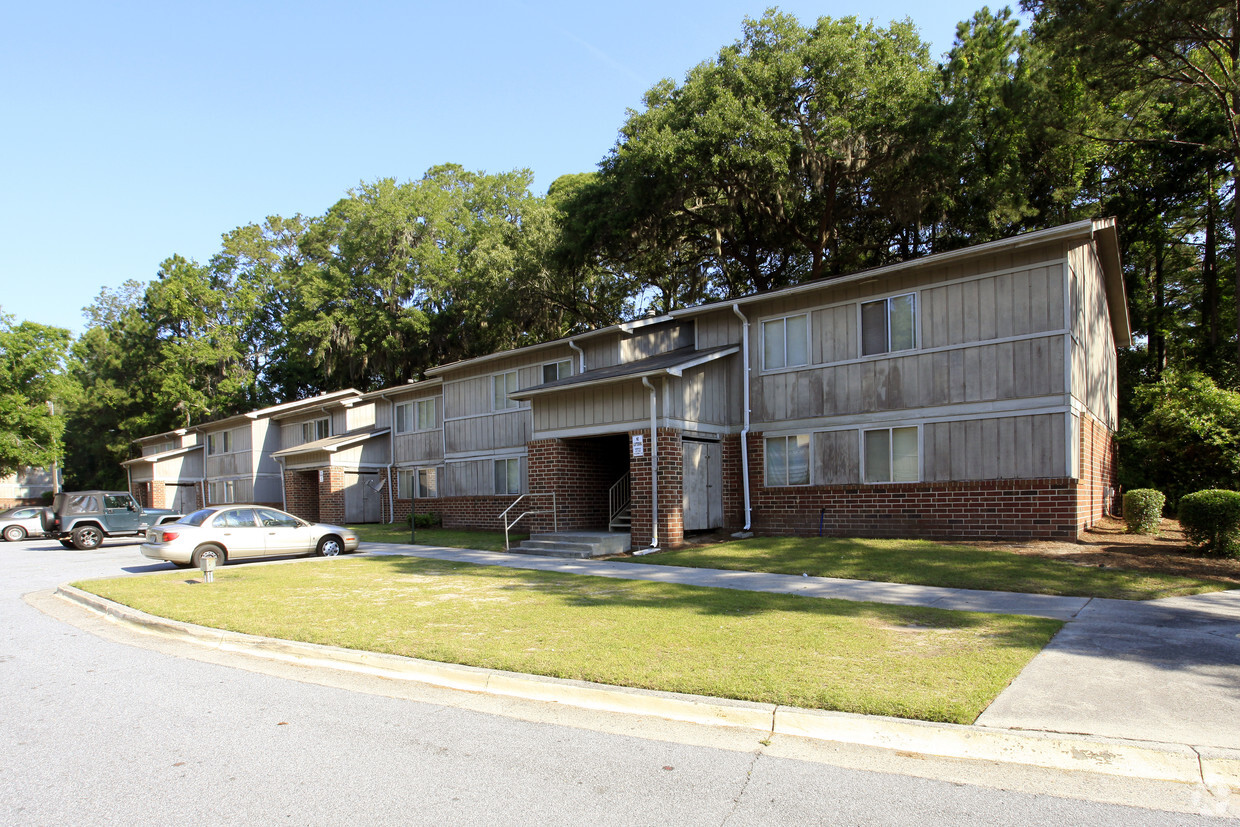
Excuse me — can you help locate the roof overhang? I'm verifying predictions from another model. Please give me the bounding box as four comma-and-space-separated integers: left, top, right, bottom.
509, 345, 738, 400
121, 445, 202, 466
270, 428, 390, 459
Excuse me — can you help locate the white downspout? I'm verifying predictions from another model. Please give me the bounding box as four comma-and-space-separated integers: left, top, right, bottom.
569, 339, 586, 374
276, 456, 287, 511
638, 375, 659, 552
732, 304, 753, 534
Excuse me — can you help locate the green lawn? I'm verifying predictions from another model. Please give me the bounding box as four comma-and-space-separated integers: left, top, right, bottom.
622, 536, 1230, 600
75, 556, 1060, 725
347, 523, 524, 553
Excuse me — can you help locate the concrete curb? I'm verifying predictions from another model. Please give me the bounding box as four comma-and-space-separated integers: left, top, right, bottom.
56, 584, 1240, 790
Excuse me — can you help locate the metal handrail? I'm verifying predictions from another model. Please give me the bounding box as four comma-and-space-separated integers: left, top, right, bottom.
608, 473, 631, 526
501, 492, 557, 550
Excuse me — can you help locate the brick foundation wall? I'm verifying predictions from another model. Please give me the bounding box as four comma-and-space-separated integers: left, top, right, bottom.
630, 427, 685, 548
319, 467, 345, 524
745, 432, 1083, 541
721, 433, 745, 532
1077, 412, 1119, 528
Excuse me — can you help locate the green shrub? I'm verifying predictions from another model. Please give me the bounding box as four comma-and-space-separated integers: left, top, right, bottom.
406, 512, 441, 529
1178, 490, 1240, 558
1123, 489, 1165, 534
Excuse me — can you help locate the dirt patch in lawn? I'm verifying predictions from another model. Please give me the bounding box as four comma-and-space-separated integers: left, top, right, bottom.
969, 516, 1240, 585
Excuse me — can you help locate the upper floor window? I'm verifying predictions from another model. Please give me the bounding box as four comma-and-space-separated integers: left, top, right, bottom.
863, 427, 919, 483
861, 293, 916, 356
492, 371, 519, 411
301, 417, 329, 443
762, 314, 809, 370
543, 359, 572, 383
206, 431, 232, 456
765, 434, 810, 487
396, 399, 437, 433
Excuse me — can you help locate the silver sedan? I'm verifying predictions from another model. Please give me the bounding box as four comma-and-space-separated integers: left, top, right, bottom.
140, 505, 359, 567
1, 506, 47, 542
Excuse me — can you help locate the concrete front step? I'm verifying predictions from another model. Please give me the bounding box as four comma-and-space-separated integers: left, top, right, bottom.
513, 531, 632, 558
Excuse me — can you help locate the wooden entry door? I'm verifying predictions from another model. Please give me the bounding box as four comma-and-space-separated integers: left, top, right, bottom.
682, 440, 722, 531
344, 470, 383, 523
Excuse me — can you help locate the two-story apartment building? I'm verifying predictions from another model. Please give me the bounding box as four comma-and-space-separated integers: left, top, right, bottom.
132, 218, 1128, 548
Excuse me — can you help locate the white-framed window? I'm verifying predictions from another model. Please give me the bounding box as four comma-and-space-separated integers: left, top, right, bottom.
492, 371, 519, 411
762, 314, 809, 370
208, 480, 237, 504
398, 467, 439, 499
494, 457, 520, 495
765, 434, 810, 487
543, 359, 571, 383
863, 427, 919, 483
301, 417, 329, 443
206, 431, 232, 456
395, 399, 437, 433
861, 293, 916, 356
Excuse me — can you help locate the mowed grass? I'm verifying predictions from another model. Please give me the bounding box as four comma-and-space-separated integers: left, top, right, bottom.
347, 524, 524, 552
625, 537, 1230, 600
75, 556, 1060, 724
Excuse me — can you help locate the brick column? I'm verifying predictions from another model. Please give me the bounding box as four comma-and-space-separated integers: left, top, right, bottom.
319, 467, 345, 524
629, 427, 685, 548
284, 469, 321, 522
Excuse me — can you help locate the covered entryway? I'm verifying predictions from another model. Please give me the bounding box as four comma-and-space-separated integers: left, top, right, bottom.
343, 470, 384, 523
682, 438, 723, 531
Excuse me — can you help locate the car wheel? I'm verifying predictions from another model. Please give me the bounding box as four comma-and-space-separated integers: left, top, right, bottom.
71, 526, 103, 550
316, 536, 342, 557
191, 544, 224, 569
3, 525, 26, 542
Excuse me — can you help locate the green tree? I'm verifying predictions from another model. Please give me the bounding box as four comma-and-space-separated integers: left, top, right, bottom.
0, 312, 71, 476
1024, 0, 1240, 373
1118, 371, 1240, 507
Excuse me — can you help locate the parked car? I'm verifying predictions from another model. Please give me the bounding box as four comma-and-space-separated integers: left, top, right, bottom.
140, 505, 359, 568
41, 491, 183, 550
1, 506, 47, 541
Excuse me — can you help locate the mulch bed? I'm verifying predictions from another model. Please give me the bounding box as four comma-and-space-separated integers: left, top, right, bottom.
971, 516, 1240, 586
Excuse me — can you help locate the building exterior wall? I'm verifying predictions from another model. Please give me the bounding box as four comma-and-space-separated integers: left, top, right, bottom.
629, 428, 685, 548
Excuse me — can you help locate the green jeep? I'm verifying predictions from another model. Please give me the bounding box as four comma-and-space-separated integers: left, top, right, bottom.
40, 491, 183, 550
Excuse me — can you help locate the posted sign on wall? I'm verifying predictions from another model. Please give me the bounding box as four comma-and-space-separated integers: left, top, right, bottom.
632, 434, 644, 457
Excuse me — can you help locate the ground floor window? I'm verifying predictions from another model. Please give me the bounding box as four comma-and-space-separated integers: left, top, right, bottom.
494, 458, 520, 495
863, 427, 919, 483
398, 468, 439, 499
765, 435, 810, 486
208, 480, 237, 504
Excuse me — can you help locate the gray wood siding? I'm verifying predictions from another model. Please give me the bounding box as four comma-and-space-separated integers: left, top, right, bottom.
920, 265, 1064, 348
670, 360, 735, 426
619, 320, 693, 362
752, 335, 1064, 423
533, 381, 650, 433
1069, 241, 1119, 428
923, 413, 1067, 481
346, 402, 376, 432
813, 430, 860, 485
395, 430, 443, 464
582, 336, 619, 370
694, 310, 741, 349
445, 410, 530, 454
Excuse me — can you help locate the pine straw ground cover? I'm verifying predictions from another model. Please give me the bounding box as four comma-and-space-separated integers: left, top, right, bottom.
75, 556, 1059, 725
629, 517, 1236, 600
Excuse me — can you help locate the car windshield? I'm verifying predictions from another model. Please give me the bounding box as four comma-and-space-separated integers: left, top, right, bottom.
179, 508, 218, 527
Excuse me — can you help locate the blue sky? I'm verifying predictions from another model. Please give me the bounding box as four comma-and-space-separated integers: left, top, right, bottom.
1, 1, 1015, 335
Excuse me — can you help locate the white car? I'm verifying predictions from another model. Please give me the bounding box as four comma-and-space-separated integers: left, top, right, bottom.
141, 505, 359, 568
0, 506, 46, 541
